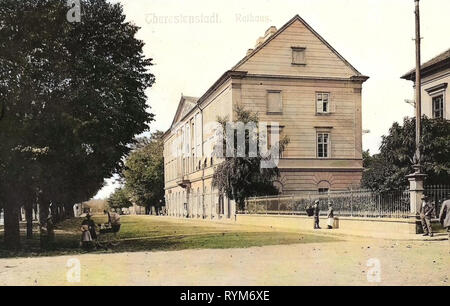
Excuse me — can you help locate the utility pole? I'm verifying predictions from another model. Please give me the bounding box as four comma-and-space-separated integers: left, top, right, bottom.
414, 0, 422, 170
407, 0, 427, 233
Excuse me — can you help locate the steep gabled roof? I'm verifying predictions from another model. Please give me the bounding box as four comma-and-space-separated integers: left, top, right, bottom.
231, 14, 364, 77
401, 48, 450, 81
165, 15, 367, 139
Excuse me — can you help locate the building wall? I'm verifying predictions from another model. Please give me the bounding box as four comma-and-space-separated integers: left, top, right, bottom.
279, 170, 362, 193
420, 68, 450, 119
235, 77, 362, 159
231, 75, 363, 192
164, 80, 235, 219
237, 19, 356, 78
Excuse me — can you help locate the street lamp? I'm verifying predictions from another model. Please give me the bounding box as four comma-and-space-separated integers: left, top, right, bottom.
406, 0, 427, 233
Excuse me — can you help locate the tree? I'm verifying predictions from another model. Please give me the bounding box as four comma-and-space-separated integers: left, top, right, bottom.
0, 0, 155, 249
122, 131, 165, 214
362, 117, 450, 191
212, 105, 289, 210
107, 188, 132, 212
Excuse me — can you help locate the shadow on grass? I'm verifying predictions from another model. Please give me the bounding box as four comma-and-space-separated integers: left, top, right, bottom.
0, 217, 339, 259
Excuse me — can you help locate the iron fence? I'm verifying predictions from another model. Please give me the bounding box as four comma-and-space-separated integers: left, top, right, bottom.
243, 186, 450, 219
424, 185, 450, 217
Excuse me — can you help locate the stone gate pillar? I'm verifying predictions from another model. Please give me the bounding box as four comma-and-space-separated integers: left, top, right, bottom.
407, 170, 427, 234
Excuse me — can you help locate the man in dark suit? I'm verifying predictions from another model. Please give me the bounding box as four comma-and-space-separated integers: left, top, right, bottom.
313, 200, 321, 229
439, 199, 450, 241
420, 195, 435, 237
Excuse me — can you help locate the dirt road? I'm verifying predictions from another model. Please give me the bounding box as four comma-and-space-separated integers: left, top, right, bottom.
1, 237, 448, 286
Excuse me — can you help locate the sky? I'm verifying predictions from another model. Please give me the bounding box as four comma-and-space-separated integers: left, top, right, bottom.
94, 0, 450, 199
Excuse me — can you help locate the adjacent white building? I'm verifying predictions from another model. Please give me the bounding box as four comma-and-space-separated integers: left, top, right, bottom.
402, 48, 450, 119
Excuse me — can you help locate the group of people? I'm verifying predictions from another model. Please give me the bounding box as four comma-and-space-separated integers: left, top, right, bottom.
311, 200, 335, 230
80, 210, 121, 249
310, 196, 450, 238
420, 195, 450, 238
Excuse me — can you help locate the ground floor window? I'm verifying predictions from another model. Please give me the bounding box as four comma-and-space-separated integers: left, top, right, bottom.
318, 188, 329, 194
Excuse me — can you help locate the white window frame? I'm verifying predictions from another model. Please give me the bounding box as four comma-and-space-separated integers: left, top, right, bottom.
425, 83, 447, 119
432, 94, 444, 119
316, 132, 330, 159
316, 92, 331, 114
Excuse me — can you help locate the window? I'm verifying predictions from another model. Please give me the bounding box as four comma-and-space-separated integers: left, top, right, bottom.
267, 125, 285, 156
267, 90, 282, 114
316, 93, 330, 114
292, 47, 306, 65
318, 188, 329, 194
432, 95, 444, 119
317, 133, 330, 158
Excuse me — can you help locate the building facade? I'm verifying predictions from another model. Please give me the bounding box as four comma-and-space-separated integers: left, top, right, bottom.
163, 15, 369, 219
402, 48, 450, 120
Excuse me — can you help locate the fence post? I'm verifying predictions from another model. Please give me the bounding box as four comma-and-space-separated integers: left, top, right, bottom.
292, 194, 295, 216
350, 188, 353, 217
277, 195, 280, 215
265, 196, 268, 215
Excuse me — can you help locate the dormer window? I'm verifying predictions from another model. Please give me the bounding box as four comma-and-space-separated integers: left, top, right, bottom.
291, 47, 306, 65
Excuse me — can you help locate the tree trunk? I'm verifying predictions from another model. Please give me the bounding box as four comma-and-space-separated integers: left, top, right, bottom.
3, 203, 21, 250
33, 204, 38, 221
25, 205, 33, 239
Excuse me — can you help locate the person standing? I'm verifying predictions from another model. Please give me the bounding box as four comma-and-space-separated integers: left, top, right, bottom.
420, 195, 435, 237
82, 213, 97, 241
327, 202, 334, 229
313, 200, 321, 229
439, 199, 450, 241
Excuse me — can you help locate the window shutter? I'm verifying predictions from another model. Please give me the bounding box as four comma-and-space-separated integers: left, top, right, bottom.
292, 48, 306, 65
316, 99, 322, 114
330, 102, 336, 113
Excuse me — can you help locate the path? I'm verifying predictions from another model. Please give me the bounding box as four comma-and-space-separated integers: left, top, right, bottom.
1, 237, 449, 286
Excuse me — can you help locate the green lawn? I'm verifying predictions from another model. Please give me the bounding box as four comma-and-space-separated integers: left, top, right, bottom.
0, 215, 338, 258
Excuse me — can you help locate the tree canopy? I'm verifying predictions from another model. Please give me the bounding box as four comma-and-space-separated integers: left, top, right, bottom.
107, 188, 133, 212
0, 0, 155, 249
122, 131, 165, 214
362, 117, 450, 191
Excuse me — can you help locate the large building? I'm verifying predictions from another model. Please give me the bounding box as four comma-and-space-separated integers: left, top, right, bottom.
401, 48, 450, 119
163, 15, 369, 219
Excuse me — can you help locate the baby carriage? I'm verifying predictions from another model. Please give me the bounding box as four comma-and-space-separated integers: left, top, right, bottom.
305, 204, 315, 217
96, 223, 121, 248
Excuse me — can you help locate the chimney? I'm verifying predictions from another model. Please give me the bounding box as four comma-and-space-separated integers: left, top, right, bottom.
264, 26, 277, 37
254, 26, 277, 48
